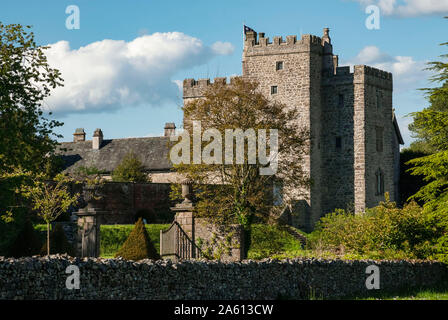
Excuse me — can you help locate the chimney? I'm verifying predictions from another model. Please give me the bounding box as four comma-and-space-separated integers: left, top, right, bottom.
92, 128, 103, 150
164, 123, 176, 137
73, 128, 86, 142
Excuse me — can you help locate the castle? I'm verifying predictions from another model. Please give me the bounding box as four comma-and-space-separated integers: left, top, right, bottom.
58, 28, 403, 232
183, 28, 404, 230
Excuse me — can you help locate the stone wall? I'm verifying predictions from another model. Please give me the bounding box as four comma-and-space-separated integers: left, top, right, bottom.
81, 182, 175, 224
0, 255, 446, 300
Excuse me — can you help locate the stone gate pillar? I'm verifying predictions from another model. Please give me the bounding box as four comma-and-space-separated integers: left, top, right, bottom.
76, 208, 106, 258
171, 179, 195, 240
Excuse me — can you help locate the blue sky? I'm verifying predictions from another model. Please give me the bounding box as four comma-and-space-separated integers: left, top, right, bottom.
2, 0, 448, 147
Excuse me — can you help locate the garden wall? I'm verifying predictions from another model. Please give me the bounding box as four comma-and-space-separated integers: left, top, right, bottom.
0, 255, 446, 300
81, 182, 175, 224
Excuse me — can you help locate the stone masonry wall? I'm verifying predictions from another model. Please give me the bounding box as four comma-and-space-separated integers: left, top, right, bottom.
321, 68, 355, 215
0, 255, 446, 300
80, 182, 175, 224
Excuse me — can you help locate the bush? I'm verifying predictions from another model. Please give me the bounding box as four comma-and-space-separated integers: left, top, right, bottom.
309, 195, 443, 260
111, 152, 148, 183
40, 224, 75, 256
100, 224, 169, 258
246, 224, 304, 260
8, 219, 42, 258
114, 218, 160, 260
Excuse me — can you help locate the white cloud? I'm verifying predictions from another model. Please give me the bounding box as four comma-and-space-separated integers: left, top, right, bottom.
211, 41, 235, 55
353, 0, 448, 17
343, 45, 429, 92
43, 32, 234, 114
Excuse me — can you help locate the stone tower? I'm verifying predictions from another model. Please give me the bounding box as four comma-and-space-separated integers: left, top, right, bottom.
183, 28, 403, 231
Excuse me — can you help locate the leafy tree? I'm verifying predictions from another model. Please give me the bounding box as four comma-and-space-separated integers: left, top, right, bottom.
0, 22, 64, 173
399, 148, 431, 205
111, 152, 149, 183
407, 28, 448, 211
407, 22, 448, 262
20, 172, 79, 255
172, 77, 310, 230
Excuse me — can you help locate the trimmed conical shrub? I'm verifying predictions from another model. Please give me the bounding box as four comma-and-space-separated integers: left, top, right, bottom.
8, 219, 42, 258
40, 224, 75, 256
115, 218, 160, 260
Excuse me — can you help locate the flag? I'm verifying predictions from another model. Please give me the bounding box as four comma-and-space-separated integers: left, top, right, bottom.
244, 25, 255, 34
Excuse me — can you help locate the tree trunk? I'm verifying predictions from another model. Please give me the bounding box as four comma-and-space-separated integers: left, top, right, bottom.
47, 222, 50, 256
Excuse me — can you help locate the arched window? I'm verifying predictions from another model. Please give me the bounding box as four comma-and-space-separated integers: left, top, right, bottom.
375, 168, 384, 196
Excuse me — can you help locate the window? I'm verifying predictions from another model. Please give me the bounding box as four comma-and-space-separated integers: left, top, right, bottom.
376, 126, 383, 152
376, 90, 382, 108
375, 168, 384, 196
338, 94, 344, 108
336, 137, 342, 149
271, 86, 278, 95
276, 61, 283, 71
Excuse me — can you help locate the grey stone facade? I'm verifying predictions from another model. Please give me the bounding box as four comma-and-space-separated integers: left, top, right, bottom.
183, 28, 404, 231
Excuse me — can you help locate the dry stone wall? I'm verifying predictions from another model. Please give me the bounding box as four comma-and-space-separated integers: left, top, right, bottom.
0, 255, 446, 300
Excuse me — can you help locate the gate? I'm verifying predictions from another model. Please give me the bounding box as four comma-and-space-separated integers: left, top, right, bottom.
160, 221, 203, 261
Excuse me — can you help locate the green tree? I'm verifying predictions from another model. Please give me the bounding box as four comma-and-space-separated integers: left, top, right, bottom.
407, 21, 448, 262
172, 77, 310, 230
111, 152, 149, 183
0, 22, 64, 173
408, 29, 448, 210
20, 172, 79, 255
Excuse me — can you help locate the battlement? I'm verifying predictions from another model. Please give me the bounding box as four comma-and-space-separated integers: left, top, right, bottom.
244, 31, 323, 55
183, 76, 240, 98
354, 65, 392, 81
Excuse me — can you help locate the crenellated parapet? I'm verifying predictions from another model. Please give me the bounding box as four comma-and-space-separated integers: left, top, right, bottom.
322, 65, 393, 89
354, 65, 393, 90
183, 77, 240, 98
243, 31, 323, 56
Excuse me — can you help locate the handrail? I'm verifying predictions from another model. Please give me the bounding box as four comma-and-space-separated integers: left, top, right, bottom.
160, 221, 204, 261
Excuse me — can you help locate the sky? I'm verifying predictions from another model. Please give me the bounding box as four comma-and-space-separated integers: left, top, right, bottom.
2, 0, 448, 147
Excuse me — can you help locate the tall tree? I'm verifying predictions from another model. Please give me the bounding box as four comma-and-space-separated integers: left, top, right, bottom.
172, 77, 310, 230
407, 20, 448, 261
0, 22, 63, 173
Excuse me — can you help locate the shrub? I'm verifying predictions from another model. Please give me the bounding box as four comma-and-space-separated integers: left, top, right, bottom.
246, 224, 304, 260
8, 219, 42, 257
111, 152, 148, 183
309, 194, 443, 260
40, 224, 75, 256
100, 224, 169, 258
114, 218, 160, 260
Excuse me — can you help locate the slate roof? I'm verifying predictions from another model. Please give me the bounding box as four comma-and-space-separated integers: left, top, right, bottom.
56, 136, 173, 174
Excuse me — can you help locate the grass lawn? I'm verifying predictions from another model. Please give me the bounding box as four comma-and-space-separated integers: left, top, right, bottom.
349, 286, 448, 300
100, 224, 170, 258
246, 224, 305, 259
99, 223, 307, 259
